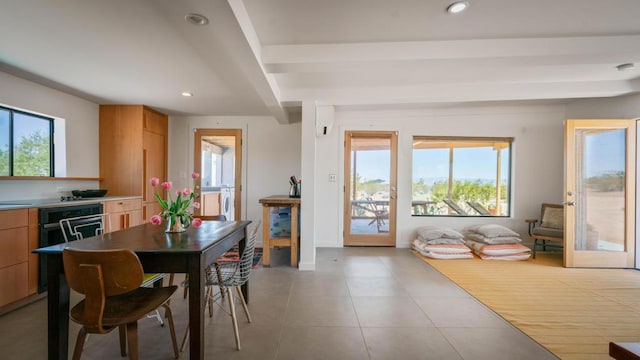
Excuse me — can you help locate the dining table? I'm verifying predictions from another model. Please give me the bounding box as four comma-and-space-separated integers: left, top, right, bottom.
33, 220, 251, 360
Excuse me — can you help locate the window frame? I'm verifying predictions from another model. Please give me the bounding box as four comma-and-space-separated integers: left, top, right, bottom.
412, 135, 514, 217
0, 105, 55, 177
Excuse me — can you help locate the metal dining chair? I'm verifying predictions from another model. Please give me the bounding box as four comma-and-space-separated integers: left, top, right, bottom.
181, 220, 260, 351
182, 214, 228, 299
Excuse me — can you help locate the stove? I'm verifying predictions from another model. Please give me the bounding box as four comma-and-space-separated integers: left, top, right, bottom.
59, 196, 84, 202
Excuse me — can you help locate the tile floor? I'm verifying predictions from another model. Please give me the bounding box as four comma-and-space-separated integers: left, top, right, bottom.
0, 247, 558, 359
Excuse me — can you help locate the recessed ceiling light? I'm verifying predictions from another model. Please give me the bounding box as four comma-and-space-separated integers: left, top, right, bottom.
616, 63, 635, 72
447, 1, 469, 14
185, 13, 209, 26
181, 92, 193, 97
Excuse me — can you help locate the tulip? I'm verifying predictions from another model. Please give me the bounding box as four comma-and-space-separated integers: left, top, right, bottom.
161, 181, 172, 190
191, 218, 202, 227
150, 177, 160, 187
193, 201, 200, 209
176, 189, 183, 196
183, 188, 191, 195
150, 214, 162, 225
192, 172, 200, 179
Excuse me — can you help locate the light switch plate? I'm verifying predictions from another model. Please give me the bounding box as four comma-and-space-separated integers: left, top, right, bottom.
329, 174, 337, 182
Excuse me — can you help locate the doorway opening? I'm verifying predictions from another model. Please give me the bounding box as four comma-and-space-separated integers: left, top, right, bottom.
194, 129, 242, 220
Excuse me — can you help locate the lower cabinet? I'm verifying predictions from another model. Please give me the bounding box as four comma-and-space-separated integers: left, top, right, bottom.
103, 198, 143, 232
0, 209, 29, 308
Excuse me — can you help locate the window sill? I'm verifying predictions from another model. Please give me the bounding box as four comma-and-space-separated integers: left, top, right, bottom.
0, 176, 102, 181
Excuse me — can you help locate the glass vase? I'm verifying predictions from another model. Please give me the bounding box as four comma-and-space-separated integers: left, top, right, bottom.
165, 216, 188, 233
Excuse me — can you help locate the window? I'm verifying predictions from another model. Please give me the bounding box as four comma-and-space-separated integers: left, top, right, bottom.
0, 106, 54, 177
412, 136, 512, 217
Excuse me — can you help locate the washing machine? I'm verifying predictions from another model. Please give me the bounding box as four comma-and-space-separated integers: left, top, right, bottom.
220, 187, 235, 220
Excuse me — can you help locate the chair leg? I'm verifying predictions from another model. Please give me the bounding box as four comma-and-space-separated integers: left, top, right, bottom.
118, 324, 127, 356
226, 287, 241, 350
146, 309, 164, 326
126, 322, 139, 360
183, 274, 189, 299
532, 239, 537, 259
215, 264, 225, 299
207, 285, 214, 317
161, 303, 179, 359
235, 285, 252, 323
72, 328, 88, 360
180, 323, 189, 353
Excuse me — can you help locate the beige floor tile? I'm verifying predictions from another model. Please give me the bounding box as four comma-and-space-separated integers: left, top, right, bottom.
352, 296, 434, 327
346, 276, 410, 297
276, 326, 368, 360
363, 327, 463, 360
284, 296, 359, 326
440, 327, 558, 360
413, 296, 510, 327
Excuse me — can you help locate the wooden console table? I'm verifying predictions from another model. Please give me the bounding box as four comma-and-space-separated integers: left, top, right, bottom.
259, 195, 300, 267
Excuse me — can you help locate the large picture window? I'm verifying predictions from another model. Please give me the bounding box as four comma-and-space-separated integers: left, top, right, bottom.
0, 106, 54, 177
412, 136, 513, 217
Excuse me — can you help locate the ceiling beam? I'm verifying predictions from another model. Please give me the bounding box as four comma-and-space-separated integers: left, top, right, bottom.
227, 0, 290, 124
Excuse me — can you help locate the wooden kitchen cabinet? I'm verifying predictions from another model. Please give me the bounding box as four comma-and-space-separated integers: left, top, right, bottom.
201, 192, 221, 216
99, 105, 168, 223
0, 209, 29, 308
103, 198, 143, 232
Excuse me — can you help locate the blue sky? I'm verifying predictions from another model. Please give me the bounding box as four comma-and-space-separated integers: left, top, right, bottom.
356, 146, 509, 183
585, 129, 625, 177
355, 129, 626, 184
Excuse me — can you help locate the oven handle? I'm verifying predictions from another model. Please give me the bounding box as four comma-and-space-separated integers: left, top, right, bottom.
42, 222, 62, 230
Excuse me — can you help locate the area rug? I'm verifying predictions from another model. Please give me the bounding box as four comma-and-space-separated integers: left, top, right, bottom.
415, 252, 640, 360
216, 247, 263, 268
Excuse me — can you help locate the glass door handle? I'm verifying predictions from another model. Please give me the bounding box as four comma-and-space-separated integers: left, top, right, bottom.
563, 201, 575, 206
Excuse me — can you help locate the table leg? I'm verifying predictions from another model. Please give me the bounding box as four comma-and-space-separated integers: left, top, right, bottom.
47, 255, 69, 360
262, 205, 270, 266
290, 205, 298, 267
188, 255, 204, 359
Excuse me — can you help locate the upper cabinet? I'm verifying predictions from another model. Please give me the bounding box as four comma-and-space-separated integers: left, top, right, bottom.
99, 105, 168, 222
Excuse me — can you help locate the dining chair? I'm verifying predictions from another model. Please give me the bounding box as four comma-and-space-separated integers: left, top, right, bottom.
181, 220, 260, 351
182, 214, 228, 299
60, 213, 111, 242
62, 248, 179, 360
59, 214, 169, 326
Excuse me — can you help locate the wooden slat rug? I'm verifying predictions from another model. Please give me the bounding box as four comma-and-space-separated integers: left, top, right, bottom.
415, 252, 640, 360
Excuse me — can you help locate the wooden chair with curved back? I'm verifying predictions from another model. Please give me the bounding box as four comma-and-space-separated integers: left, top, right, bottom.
60, 214, 169, 326
62, 248, 179, 360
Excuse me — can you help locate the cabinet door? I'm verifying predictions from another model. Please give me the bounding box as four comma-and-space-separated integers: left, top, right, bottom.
128, 209, 143, 228
143, 202, 165, 222
143, 130, 166, 203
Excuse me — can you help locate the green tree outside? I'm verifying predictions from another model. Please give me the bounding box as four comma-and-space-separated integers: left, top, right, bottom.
2, 131, 51, 176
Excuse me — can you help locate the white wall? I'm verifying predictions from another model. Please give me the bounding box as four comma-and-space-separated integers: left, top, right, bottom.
167, 115, 302, 246
0, 71, 99, 200
566, 93, 640, 119
313, 103, 568, 248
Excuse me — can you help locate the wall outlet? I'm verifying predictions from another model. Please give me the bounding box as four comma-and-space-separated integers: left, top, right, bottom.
328, 174, 337, 182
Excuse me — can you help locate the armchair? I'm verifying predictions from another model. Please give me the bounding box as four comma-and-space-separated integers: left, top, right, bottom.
526, 203, 564, 258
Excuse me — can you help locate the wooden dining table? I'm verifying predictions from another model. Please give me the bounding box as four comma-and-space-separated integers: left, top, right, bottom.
33, 220, 251, 360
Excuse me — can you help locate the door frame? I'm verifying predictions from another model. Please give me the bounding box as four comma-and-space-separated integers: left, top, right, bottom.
343, 130, 397, 246
194, 128, 242, 220
564, 119, 636, 268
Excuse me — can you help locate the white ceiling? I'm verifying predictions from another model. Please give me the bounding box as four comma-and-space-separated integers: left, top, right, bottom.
1, 0, 639, 124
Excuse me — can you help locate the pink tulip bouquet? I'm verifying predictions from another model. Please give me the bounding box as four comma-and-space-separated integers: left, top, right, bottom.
149, 172, 203, 231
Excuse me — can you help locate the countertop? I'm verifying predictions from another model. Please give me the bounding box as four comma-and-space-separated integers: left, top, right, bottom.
0, 196, 142, 210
